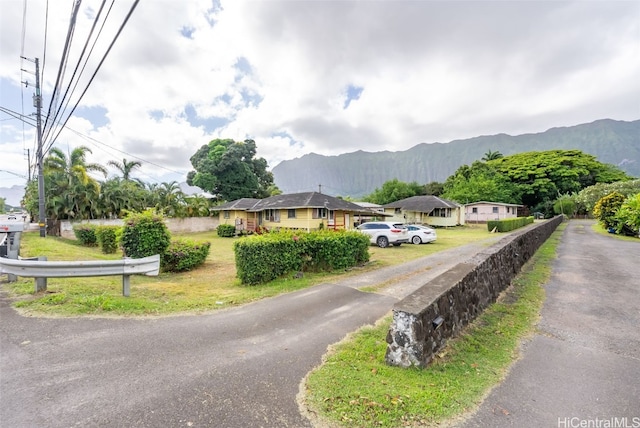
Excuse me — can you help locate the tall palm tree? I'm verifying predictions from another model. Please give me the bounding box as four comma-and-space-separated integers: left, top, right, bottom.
44, 146, 107, 220
107, 158, 143, 182
482, 150, 503, 161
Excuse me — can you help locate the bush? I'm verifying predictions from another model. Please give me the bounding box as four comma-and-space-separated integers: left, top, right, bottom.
121, 211, 171, 258
217, 224, 236, 237
73, 224, 98, 246
161, 239, 211, 272
95, 225, 121, 254
234, 230, 370, 285
593, 192, 627, 229
614, 193, 640, 237
487, 216, 534, 232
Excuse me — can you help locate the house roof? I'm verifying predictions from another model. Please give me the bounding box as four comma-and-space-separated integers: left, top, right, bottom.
465, 201, 523, 207
383, 195, 461, 213
216, 192, 378, 215
250, 192, 375, 214
215, 198, 261, 211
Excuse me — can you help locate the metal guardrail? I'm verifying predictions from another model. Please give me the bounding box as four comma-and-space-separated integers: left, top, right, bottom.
0, 254, 160, 297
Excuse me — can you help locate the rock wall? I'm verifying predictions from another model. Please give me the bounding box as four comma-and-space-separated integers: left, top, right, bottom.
385, 216, 563, 368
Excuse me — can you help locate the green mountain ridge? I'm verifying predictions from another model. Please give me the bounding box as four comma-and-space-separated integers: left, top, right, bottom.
272, 118, 640, 198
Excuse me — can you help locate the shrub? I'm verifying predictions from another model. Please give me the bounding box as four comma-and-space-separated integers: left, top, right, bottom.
121, 210, 171, 258
73, 224, 98, 246
234, 230, 370, 285
217, 224, 236, 237
593, 192, 626, 229
161, 239, 211, 272
487, 216, 534, 232
95, 225, 121, 254
614, 193, 640, 236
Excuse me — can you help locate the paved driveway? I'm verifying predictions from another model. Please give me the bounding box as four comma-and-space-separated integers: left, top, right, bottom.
458, 220, 640, 428
0, 236, 502, 428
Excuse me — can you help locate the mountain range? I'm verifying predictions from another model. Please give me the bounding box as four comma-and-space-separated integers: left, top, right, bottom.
272, 118, 640, 198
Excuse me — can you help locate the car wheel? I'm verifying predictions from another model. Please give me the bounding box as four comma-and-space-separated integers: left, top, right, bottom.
376, 236, 389, 248
411, 236, 422, 245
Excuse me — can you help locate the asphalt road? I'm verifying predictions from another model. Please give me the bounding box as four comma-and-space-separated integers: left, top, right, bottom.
458, 220, 640, 428
0, 236, 502, 428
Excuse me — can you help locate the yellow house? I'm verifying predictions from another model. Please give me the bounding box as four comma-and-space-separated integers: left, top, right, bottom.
383, 195, 465, 227
217, 192, 377, 233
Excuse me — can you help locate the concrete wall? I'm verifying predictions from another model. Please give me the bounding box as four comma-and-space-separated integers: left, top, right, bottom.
385, 216, 563, 368
60, 217, 219, 239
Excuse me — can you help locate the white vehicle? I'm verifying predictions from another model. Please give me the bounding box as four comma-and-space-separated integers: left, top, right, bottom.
356, 221, 409, 248
405, 224, 437, 244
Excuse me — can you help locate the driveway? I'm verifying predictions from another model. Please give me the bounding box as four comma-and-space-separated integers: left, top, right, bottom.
0, 236, 502, 428
458, 220, 640, 428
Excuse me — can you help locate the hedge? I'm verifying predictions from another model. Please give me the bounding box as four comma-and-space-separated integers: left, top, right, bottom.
95, 225, 121, 254
487, 216, 534, 232
121, 211, 171, 258
217, 224, 236, 237
233, 230, 370, 285
161, 239, 211, 272
73, 224, 98, 246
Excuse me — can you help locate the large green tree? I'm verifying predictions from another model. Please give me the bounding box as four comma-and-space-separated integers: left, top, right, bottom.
363, 179, 424, 205
187, 139, 274, 202
488, 150, 629, 210
442, 161, 519, 204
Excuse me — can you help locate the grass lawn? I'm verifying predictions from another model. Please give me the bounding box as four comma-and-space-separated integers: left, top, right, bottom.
3, 224, 493, 317
301, 222, 566, 428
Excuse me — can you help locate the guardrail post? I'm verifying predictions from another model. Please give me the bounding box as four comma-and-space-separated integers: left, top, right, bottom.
122, 275, 131, 297
35, 256, 47, 293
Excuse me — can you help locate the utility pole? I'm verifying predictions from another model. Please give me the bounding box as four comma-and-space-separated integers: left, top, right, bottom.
34, 58, 46, 237
25, 149, 31, 181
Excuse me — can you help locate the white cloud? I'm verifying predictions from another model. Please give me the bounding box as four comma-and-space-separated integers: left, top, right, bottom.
1, 0, 638, 190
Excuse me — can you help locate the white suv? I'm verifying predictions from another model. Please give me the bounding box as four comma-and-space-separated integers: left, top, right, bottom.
356, 221, 409, 248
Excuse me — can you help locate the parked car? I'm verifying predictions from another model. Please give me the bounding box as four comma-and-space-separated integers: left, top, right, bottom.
356, 221, 409, 248
405, 224, 437, 244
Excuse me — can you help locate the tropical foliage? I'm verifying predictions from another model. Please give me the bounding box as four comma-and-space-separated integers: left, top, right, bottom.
21, 149, 216, 235
363, 179, 424, 205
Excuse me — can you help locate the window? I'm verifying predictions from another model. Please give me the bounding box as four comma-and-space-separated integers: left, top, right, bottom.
265, 209, 280, 222
506, 207, 510, 214
430, 208, 451, 218
472, 207, 478, 214
492, 207, 499, 214
223, 211, 230, 219
288, 209, 296, 219
394, 208, 402, 214
312, 208, 328, 219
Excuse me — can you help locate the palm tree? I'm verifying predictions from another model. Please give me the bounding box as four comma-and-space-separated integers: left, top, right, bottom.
44, 146, 107, 220
482, 150, 503, 161
107, 158, 143, 182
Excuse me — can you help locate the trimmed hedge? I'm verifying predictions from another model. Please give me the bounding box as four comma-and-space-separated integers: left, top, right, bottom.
161, 239, 211, 272
73, 224, 98, 246
95, 225, 121, 254
217, 224, 236, 237
121, 211, 171, 259
487, 216, 534, 232
234, 230, 370, 285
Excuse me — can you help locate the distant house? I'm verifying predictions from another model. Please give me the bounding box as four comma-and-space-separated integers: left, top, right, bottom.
464, 201, 523, 223
216, 192, 379, 232
382, 196, 464, 227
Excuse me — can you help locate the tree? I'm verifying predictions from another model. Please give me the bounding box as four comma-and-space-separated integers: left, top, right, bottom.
0, 197, 5, 213
187, 139, 274, 202
553, 194, 576, 217
575, 179, 640, 213
442, 161, 519, 204
423, 182, 444, 196
489, 150, 630, 210
107, 158, 143, 182
363, 179, 423, 205
482, 150, 503, 161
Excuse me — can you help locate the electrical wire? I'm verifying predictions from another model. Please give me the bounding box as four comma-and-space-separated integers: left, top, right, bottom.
43, 0, 140, 157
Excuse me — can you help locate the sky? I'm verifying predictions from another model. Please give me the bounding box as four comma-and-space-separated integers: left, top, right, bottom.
1, 0, 639, 190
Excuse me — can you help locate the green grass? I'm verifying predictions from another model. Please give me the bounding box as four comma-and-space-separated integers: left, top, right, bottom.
302, 223, 566, 428
591, 222, 640, 242
4, 225, 494, 317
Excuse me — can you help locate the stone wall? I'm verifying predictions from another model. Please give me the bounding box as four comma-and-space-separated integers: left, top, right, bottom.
385, 216, 563, 368
60, 217, 219, 239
